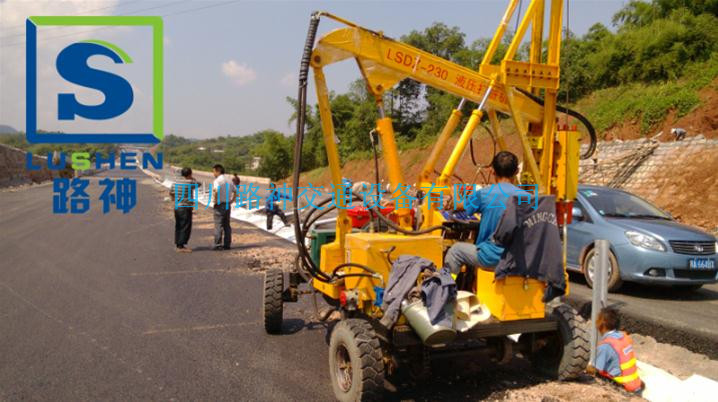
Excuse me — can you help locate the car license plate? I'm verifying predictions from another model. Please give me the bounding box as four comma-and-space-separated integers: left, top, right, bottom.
689, 258, 715, 269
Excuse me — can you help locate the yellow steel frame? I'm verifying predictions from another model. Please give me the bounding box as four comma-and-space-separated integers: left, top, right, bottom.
309, 1, 579, 315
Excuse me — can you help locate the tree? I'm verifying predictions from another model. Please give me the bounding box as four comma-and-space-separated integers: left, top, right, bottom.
254, 130, 293, 181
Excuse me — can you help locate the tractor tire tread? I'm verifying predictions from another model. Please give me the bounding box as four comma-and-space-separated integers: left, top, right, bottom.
263, 268, 283, 334
331, 319, 385, 401
554, 304, 590, 380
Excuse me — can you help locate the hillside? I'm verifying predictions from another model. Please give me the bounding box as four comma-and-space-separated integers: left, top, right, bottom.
0, 124, 18, 135
574, 58, 718, 140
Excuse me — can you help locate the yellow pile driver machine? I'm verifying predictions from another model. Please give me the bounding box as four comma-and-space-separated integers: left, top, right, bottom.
263, 1, 597, 400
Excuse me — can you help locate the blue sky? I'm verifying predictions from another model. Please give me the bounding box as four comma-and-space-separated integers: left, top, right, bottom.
0, 0, 627, 139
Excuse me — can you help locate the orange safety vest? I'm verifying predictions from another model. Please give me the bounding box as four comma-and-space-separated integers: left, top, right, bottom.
599, 331, 642, 392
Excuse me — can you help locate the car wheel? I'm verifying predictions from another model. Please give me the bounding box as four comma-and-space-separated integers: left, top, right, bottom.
582, 247, 623, 292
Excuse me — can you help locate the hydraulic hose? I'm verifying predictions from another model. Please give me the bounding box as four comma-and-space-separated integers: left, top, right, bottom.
369, 130, 380, 187
301, 196, 362, 235
293, 12, 331, 282
290, 12, 464, 284
516, 88, 597, 159
291, 13, 377, 284
351, 191, 445, 235
332, 262, 379, 276
469, 124, 496, 168
300, 195, 337, 231
369, 130, 382, 230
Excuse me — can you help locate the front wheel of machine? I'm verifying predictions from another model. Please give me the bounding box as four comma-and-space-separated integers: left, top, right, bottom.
263, 268, 283, 334
329, 319, 385, 402
529, 304, 590, 380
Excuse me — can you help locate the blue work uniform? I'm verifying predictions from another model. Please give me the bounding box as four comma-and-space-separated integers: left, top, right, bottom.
595, 330, 623, 377
265, 189, 291, 211
464, 183, 527, 267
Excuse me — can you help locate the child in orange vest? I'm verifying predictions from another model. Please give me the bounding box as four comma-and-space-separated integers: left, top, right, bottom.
587, 308, 644, 394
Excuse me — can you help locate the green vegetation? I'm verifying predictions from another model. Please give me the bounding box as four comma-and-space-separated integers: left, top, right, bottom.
159, 130, 293, 181
575, 54, 718, 133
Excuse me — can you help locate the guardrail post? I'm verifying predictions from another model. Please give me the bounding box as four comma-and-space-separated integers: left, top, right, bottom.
590, 239, 609, 365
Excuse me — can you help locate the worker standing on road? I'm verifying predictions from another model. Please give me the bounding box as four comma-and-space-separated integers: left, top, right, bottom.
211, 164, 237, 250
443, 151, 527, 275
265, 183, 290, 230
588, 308, 644, 394
170, 167, 196, 253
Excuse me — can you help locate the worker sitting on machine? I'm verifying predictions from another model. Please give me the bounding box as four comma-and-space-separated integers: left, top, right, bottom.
443, 151, 527, 276
588, 307, 644, 394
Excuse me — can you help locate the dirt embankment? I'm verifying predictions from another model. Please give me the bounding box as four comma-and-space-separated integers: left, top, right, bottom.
648, 147, 718, 232
604, 80, 718, 141
0, 143, 64, 188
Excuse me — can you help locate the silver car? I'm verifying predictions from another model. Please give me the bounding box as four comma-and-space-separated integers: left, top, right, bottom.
567, 185, 718, 292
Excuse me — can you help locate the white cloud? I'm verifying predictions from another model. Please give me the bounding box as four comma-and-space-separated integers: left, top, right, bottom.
280, 72, 295, 87
221, 60, 256, 86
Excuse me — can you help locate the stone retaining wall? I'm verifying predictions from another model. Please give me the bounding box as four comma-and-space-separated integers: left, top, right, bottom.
0, 144, 58, 187
579, 135, 718, 233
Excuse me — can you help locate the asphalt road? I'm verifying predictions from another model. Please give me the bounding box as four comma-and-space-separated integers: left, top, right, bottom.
0, 170, 333, 400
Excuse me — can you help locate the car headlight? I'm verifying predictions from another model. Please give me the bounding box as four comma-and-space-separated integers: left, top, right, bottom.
625, 231, 665, 252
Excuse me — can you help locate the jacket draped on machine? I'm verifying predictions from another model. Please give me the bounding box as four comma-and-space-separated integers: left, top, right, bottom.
380, 255, 456, 328
492, 195, 566, 302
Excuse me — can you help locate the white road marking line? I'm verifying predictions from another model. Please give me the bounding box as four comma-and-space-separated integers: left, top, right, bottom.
129, 269, 235, 276
143, 321, 261, 335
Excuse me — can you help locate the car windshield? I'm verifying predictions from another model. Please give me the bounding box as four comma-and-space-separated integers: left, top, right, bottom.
580, 188, 671, 219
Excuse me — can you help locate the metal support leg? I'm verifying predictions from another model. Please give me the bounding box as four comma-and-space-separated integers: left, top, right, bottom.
589, 239, 609, 365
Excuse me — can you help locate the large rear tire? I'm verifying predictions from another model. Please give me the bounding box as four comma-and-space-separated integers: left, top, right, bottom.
263, 269, 283, 334
329, 319, 385, 401
529, 304, 590, 380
